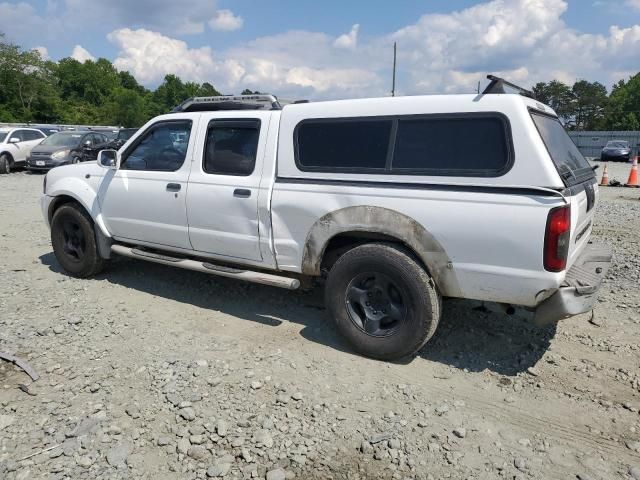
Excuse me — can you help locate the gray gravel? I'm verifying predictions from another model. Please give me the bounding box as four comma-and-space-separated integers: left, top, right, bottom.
1, 168, 639, 479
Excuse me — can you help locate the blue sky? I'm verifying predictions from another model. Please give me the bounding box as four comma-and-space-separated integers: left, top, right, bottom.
1, 0, 640, 98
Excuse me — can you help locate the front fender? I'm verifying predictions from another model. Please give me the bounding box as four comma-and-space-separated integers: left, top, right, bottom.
45, 176, 110, 238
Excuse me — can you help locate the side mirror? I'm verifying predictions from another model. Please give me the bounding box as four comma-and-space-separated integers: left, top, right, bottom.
9, 137, 20, 144
97, 149, 118, 169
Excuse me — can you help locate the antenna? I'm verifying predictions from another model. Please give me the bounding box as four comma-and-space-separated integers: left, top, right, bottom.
391, 42, 397, 97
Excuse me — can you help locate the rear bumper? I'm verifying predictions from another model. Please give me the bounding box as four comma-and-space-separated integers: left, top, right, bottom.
535, 243, 612, 325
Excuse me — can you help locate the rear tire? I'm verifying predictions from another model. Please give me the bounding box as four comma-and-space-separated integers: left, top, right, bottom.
51, 204, 106, 278
325, 243, 441, 361
0, 154, 11, 174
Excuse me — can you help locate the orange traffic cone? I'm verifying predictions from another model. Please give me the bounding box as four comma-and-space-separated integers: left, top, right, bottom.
600, 163, 609, 186
626, 157, 639, 188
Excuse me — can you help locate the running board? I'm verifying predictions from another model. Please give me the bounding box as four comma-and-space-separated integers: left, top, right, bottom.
111, 244, 300, 290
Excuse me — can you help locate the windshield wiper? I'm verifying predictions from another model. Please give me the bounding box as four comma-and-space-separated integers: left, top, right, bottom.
558, 165, 575, 181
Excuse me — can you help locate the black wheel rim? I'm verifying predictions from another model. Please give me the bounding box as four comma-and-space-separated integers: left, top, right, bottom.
345, 272, 407, 337
61, 218, 86, 262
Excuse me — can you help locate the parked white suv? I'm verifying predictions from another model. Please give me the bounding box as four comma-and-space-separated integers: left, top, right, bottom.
0, 127, 47, 174
40, 77, 612, 360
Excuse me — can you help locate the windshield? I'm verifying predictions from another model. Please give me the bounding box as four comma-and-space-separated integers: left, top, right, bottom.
0, 132, 8, 143
531, 111, 594, 186
41, 132, 84, 147
605, 141, 629, 149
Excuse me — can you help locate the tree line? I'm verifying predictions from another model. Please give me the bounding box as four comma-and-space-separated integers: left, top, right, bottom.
532, 77, 640, 131
0, 33, 261, 128
1, 32, 640, 130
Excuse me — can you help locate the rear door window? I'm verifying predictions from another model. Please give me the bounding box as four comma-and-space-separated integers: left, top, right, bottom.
203, 120, 260, 176
530, 111, 594, 186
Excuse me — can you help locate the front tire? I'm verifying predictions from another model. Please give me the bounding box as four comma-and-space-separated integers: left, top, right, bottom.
51, 204, 106, 278
0, 154, 11, 174
325, 243, 441, 361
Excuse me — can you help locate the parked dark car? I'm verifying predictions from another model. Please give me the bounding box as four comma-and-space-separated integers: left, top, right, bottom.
26, 131, 110, 171
600, 140, 632, 162
90, 128, 138, 154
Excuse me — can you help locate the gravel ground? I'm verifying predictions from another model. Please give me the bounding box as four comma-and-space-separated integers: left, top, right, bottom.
1, 163, 639, 480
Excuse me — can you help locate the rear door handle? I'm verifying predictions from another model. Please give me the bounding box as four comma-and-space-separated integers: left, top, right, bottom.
166, 183, 181, 192
233, 188, 251, 198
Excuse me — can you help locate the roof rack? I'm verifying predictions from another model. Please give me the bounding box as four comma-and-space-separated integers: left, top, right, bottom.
172, 94, 283, 113
482, 75, 535, 99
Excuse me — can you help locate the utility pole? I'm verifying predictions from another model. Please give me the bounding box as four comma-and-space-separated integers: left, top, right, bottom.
391, 42, 397, 97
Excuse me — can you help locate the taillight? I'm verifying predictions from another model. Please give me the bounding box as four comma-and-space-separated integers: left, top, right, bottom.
544, 204, 571, 272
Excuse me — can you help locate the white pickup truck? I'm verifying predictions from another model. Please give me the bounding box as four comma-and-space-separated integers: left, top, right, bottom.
41, 77, 612, 360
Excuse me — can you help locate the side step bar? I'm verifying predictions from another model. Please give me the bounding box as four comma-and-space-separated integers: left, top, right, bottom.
111, 244, 300, 290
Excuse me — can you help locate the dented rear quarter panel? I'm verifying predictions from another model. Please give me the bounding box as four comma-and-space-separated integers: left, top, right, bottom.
271, 184, 565, 307
272, 94, 570, 307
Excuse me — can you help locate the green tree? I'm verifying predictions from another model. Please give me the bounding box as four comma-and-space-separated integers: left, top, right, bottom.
153, 74, 189, 111
101, 87, 148, 127
54, 57, 120, 106
532, 80, 576, 122
0, 34, 57, 121
118, 70, 147, 94
602, 74, 640, 130
571, 80, 608, 130
199, 82, 220, 96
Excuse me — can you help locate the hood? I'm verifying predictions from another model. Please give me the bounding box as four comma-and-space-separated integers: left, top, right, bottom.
45, 161, 104, 182
31, 145, 76, 155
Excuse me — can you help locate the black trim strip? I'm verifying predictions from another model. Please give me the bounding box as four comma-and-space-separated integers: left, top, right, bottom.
275, 176, 564, 197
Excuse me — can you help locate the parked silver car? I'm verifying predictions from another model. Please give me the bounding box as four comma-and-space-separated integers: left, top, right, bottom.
600, 140, 632, 162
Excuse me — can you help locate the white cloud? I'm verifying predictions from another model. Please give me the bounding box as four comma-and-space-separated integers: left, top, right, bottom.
71, 45, 95, 62
334, 24, 360, 49
107, 29, 220, 84
33, 46, 49, 59
627, 0, 640, 10
209, 9, 243, 32
32, 0, 640, 100
108, 27, 386, 98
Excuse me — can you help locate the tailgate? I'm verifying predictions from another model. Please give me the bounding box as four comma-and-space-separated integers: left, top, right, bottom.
566, 178, 598, 268
529, 111, 598, 268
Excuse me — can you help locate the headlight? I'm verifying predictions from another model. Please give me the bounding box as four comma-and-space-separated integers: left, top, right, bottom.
51, 149, 70, 160
43, 174, 47, 194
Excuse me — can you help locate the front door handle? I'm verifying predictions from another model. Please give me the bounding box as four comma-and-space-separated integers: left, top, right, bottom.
166, 183, 182, 192
233, 188, 251, 198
